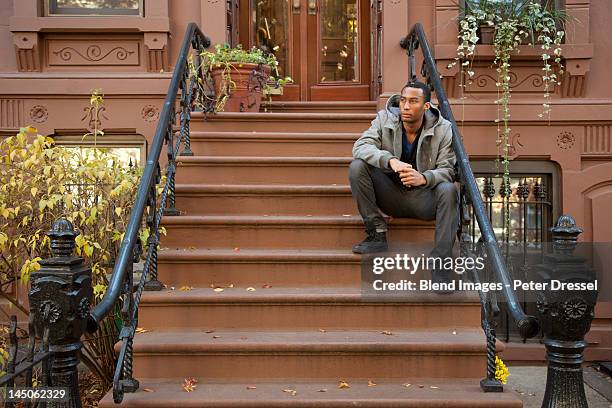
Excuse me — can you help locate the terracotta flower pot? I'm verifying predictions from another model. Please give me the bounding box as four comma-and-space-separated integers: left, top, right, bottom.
211, 63, 271, 112
479, 25, 495, 44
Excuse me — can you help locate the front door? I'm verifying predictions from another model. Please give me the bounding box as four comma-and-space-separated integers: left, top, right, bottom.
238, 0, 371, 101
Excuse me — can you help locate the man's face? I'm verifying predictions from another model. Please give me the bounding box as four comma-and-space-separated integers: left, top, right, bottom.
399, 87, 430, 125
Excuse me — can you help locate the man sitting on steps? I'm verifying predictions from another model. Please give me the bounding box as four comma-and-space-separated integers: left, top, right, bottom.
348, 80, 458, 283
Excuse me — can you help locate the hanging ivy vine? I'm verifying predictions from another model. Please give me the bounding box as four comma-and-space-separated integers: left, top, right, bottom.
449, 0, 567, 237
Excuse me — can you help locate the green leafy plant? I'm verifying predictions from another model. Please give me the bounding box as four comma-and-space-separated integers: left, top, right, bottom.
194, 43, 292, 112
450, 0, 567, 233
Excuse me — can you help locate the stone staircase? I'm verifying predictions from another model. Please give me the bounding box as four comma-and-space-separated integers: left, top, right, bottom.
100, 101, 523, 407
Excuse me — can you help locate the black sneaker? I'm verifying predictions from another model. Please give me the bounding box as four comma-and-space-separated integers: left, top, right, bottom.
352, 230, 388, 254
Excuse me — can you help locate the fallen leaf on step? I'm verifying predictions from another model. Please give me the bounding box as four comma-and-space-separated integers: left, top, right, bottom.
338, 380, 350, 389
212, 335, 221, 339
143, 388, 155, 393
403, 383, 411, 388
205, 330, 215, 333
317, 389, 328, 392
430, 386, 439, 389
381, 330, 393, 335
246, 386, 257, 390
319, 329, 326, 333
228, 284, 234, 288
234, 247, 240, 252
182, 378, 198, 392
368, 380, 377, 387
452, 330, 457, 335
282, 389, 297, 396
170, 286, 175, 290
213, 287, 224, 292
179, 286, 193, 291
342, 214, 351, 217
418, 385, 424, 388
246, 287, 256, 292
135, 327, 149, 334
188, 247, 196, 250
262, 284, 272, 289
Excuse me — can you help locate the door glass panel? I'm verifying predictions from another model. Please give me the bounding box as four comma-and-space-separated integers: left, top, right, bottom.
319, 0, 359, 83
251, 0, 290, 78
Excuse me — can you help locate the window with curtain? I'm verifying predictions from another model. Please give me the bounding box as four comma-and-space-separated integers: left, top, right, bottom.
47, 0, 142, 16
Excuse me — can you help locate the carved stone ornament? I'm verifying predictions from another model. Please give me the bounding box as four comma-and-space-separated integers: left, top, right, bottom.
53, 45, 135, 62
30, 105, 48, 123
557, 131, 575, 150
142, 105, 160, 122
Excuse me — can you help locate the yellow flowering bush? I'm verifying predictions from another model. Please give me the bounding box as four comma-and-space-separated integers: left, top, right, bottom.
495, 356, 510, 384
0, 124, 147, 387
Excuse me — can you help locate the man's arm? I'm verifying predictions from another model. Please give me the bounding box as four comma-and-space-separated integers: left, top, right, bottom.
421, 122, 456, 188
352, 112, 398, 170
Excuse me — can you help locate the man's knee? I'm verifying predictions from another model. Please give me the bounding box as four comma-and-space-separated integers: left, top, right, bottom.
434, 181, 458, 205
348, 158, 370, 183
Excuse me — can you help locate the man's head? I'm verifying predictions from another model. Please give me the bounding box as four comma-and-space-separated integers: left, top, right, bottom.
399, 81, 431, 125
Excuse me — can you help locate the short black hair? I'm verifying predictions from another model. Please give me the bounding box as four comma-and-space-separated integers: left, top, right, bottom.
401, 80, 431, 103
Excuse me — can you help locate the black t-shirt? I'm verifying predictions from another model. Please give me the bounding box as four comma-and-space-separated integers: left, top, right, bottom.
389, 123, 423, 187
400, 123, 422, 168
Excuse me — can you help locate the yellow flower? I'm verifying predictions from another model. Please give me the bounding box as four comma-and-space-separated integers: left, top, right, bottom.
495, 356, 510, 384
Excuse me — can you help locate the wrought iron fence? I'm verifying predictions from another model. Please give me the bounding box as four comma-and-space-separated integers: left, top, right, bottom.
1, 316, 52, 408
474, 174, 553, 342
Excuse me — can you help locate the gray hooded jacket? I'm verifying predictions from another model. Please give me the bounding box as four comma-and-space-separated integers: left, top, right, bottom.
352, 94, 456, 189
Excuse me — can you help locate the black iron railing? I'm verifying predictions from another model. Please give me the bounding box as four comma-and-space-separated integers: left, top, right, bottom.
0, 316, 52, 407
400, 25, 598, 407
400, 23, 541, 391
85, 23, 211, 404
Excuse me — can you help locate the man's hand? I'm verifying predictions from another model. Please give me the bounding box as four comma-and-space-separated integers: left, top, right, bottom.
389, 158, 411, 173
398, 166, 427, 188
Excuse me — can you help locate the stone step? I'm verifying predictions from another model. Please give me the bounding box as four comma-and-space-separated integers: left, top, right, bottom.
186, 131, 357, 157
99, 378, 523, 407
175, 156, 351, 185
157, 248, 362, 287
160, 215, 435, 249
129, 329, 490, 379
174, 184, 356, 216
191, 112, 375, 133
137, 286, 481, 331
265, 100, 378, 113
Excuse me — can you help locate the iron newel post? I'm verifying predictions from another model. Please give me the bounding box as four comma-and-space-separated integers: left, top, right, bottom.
29, 219, 93, 408
533, 215, 599, 408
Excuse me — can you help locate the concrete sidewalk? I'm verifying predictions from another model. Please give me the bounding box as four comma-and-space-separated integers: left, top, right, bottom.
506, 366, 612, 408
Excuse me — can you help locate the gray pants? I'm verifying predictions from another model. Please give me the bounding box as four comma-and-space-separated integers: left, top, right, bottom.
348, 159, 458, 258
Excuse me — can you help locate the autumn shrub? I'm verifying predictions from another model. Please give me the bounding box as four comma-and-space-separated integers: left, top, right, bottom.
0, 125, 145, 388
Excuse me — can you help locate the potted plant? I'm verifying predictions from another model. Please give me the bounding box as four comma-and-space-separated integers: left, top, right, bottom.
450, 0, 567, 230
197, 44, 291, 113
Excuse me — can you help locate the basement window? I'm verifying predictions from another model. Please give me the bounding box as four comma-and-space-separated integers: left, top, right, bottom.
53, 134, 145, 167
47, 0, 143, 16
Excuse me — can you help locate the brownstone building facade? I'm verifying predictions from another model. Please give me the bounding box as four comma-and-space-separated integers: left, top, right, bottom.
1, 0, 610, 364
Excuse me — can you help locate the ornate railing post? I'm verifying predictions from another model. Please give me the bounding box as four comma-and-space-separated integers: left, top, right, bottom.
28, 219, 92, 408
533, 215, 598, 408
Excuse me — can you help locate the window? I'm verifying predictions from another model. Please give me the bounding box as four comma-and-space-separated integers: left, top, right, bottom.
469, 160, 560, 343
53, 134, 146, 167
47, 0, 143, 16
